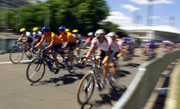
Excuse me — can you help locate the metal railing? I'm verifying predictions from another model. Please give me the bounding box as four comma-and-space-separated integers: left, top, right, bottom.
113, 49, 180, 109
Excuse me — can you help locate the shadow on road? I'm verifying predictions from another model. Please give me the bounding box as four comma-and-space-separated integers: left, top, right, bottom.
32, 73, 85, 86
81, 85, 127, 109
123, 63, 140, 67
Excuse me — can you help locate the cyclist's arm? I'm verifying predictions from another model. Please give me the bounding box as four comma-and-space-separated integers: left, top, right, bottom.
34, 37, 44, 48
45, 40, 53, 49
62, 41, 68, 49
83, 40, 90, 47
22, 37, 29, 43
16, 34, 23, 42
85, 46, 95, 58
123, 44, 130, 53
62, 34, 70, 49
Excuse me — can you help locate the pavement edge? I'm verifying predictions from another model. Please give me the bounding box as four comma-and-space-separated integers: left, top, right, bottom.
164, 60, 180, 109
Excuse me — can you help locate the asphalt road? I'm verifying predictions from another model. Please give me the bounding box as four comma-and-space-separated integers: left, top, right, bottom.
0, 48, 150, 109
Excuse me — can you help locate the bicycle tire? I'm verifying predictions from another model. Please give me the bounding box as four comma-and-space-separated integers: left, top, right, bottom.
9, 47, 24, 64
77, 72, 95, 104
26, 59, 45, 83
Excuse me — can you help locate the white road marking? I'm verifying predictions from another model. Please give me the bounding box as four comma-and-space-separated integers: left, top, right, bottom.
0, 60, 31, 64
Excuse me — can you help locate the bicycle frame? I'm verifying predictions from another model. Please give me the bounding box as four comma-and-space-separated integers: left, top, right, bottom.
89, 57, 103, 85
38, 51, 55, 72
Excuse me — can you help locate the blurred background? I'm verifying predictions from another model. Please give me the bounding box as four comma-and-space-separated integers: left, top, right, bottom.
0, 0, 180, 52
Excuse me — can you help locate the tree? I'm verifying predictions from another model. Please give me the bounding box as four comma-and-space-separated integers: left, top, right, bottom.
1, 0, 128, 37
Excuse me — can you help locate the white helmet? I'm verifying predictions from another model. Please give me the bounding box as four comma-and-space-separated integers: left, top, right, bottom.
87, 32, 94, 36
107, 32, 116, 38
163, 40, 170, 43
95, 29, 106, 38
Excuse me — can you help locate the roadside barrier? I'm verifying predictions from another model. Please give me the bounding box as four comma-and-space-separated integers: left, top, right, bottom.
113, 49, 180, 109
0, 37, 17, 53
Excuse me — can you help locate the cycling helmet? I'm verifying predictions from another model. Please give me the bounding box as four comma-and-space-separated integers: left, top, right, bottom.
33, 27, 38, 32
122, 37, 131, 41
163, 40, 171, 43
149, 40, 156, 43
107, 32, 116, 39
72, 29, 79, 33
87, 32, 94, 36
65, 28, 70, 32
58, 26, 66, 32
20, 28, 26, 32
95, 29, 106, 38
41, 26, 50, 32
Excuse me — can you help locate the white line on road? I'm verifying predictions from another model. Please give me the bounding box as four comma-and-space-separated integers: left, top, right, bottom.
0, 60, 31, 64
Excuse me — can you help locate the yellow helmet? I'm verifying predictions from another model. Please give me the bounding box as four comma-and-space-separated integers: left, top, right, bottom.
65, 28, 70, 32
72, 29, 79, 33
33, 27, 39, 32
20, 28, 26, 32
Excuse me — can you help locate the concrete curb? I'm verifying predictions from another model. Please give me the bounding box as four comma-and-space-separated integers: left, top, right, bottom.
164, 61, 180, 109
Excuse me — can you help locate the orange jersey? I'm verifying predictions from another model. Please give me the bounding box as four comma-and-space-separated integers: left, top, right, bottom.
59, 32, 76, 43
40, 32, 63, 45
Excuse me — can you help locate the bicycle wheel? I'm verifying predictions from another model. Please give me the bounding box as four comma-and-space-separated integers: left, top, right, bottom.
9, 47, 24, 64
77, 72, 95, 104
26, 59, 45, 83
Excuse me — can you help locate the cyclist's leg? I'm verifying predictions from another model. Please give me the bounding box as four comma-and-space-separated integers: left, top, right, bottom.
67, 43, 76, 65
68, 49, 73, 65
52, 44, 62, 68
53, 52, 59, 68
76, 42, 81, 56
59, 50, 65, 62
110, 51, 118, 78
76, 46, 80, 56
111, 62, 116, 78
100, 50, 109, 82
103, 62, 109, 82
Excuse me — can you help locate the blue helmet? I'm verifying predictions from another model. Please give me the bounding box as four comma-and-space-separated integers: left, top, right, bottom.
41, 26, 50, 32
122, 37, 132, 41
58, 26, 66, 32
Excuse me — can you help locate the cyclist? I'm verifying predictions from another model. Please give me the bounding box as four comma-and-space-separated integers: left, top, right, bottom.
16, 28, 34, 52
83, 29, 110, 87
122, 37, 136, 58
72, 29, 82, 56
143, 40, 158, 59
161, 40, 174, 52
32, 27, 42, 45
107, 32, 123, 79
83, 32, 94, 48
58, 26, 77, 69
34, 26, 63, 74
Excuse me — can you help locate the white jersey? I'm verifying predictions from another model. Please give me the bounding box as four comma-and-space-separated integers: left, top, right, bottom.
73, 33, 81, 39
91, 37, 110, 51
22, 32, 33, 40
107, 37, 123, 52
32, 31, 42, 38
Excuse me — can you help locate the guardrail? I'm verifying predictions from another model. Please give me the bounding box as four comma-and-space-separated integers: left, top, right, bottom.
0, 37, 17, 53
113, 49, 180, 109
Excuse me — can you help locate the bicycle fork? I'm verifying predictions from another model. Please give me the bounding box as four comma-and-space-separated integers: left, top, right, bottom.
35, 59, 43, 72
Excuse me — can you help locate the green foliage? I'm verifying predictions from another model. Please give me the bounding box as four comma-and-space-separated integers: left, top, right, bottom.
0, 0, 128, 36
